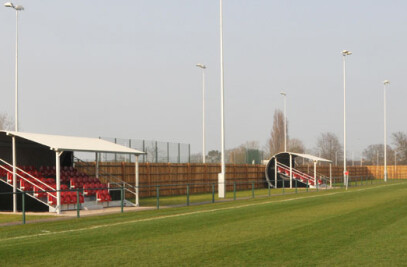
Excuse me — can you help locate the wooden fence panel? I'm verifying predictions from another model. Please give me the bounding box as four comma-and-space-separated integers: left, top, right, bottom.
76, 162, 267, 197
75, 162, 407, 197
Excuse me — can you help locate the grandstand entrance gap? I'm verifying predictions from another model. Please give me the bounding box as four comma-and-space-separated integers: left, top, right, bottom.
0, 131, 145, 214
265, 152, 332, 189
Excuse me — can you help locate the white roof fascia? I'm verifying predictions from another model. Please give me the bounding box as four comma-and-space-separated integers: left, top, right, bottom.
289, 152, 332, 163
4, 131, 145, 155
273, 152, 332, 163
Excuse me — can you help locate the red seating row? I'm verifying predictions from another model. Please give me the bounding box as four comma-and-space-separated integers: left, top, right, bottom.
41, 166, 76, 172
96, 190, 112, 202
277, 166, 323, 186
70, 177, 101, 189
0, 165, 11, 177
39, 166, 85, 179
48, 191, 84, 205
83, 183, 107, 196
17, 165, 36, 172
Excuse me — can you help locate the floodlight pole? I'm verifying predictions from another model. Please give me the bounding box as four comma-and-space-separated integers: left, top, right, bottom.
383, 80, 390, 182
218, 0, 226, 198
342, 50, 352, 190
196, 64, 207, 164
280, 91, 287, 152
5, 2, 24, 213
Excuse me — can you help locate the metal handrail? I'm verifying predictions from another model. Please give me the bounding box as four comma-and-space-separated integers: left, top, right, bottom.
0, 159, 56, 192
0, 159, 55, 206
277, 162, 327, 183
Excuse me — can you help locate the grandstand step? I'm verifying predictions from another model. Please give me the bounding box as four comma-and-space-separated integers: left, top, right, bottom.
82, 202, 104, 210
108, 200, 136, 207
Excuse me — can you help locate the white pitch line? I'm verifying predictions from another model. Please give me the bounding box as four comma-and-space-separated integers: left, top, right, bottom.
0, 182, 402, 243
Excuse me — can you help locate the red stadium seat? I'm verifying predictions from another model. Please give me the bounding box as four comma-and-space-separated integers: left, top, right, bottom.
48, 194, 57, 205
7, 172, 12, 183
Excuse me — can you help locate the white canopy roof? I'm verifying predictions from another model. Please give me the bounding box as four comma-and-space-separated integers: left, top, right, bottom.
4, 131, 145, 155
275, 152, 332, 163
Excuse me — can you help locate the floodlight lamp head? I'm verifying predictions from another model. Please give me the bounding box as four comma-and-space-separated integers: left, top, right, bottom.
15, 5, 23, 10
383, 80, 390, 85
280, 91, 286, 96
4, 2, 14, 8
196, 64, 206, 69
342, 50, 352, 56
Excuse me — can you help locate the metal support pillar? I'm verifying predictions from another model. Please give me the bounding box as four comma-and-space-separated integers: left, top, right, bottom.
135, 155, 139, 206
313, 161, 317, 187
289, 154, 293, 189
12, 136, 17, 213
329, 163, 332, 188
56, 151, 63, 214
274, 158, 278, 189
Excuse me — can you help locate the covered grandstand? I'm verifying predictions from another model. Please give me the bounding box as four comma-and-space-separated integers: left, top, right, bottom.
0, 131, 145, 214
265, 152, 332, 189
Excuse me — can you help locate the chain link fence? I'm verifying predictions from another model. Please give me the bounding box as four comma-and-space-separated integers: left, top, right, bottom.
74, 137, 190, 163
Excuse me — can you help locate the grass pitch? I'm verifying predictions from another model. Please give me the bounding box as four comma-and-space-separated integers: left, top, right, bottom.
0, 181, 406, 266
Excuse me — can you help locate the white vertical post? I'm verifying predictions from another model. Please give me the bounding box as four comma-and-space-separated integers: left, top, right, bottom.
284, 94, 287, 152
218, 0, 225, 198
313, 161, 317, 187
329, 163, 332, 188
202, 68, 206, 164
196, 64, 206, 163
343, 54, 346, 187
383, 80, 390, 182
135, 155, 139, 206
56, 151, 61, 214
12, 136, 17, 213
342, 50, 352, 188
15, 9, 19, 132
395, 151, 397, 178
274, 158, 278, 189
280, 92, 287, 152
289, 154, 292, 188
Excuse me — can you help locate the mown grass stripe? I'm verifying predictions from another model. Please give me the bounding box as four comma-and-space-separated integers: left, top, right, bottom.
0, 182, 400, 243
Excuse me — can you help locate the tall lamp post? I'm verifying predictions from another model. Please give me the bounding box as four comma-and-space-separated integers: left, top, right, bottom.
196, 64, 206, 163
342, 50, 352, 189
5, 2, 24, 213
4, 2, 23, 132
218, 0, 226, 198
383, 80, 390, 182
280, 91, 287, 152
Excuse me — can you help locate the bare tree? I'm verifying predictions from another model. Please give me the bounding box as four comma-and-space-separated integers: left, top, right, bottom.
268, 109, 287, 156
288, 138, 305, 153
392, 132, 407, 164
0, 113, 13, 130
363, 144, 394, 165
316, 132, 342, 162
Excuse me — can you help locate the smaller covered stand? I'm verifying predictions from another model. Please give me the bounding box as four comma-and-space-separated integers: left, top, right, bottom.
265, 152, 332, 189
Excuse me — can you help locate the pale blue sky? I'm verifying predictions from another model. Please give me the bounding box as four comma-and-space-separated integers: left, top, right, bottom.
1, 0, 406, 157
